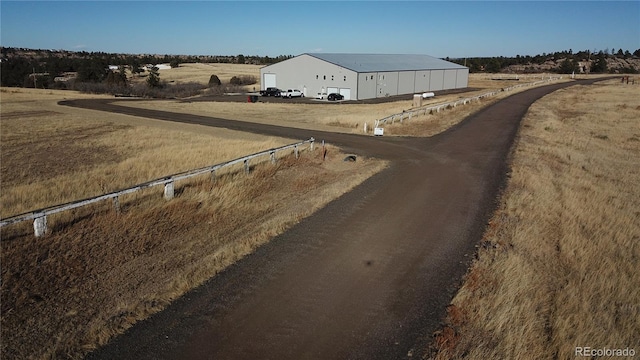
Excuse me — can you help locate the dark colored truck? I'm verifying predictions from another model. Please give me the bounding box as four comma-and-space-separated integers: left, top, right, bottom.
260, 87, 282, 97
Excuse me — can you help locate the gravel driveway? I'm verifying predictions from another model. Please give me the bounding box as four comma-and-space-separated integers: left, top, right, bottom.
63, 79, 598, 359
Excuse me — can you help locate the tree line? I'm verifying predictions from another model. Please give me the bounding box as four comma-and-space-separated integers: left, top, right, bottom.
0, 47, 292, 88
449, 48, 640, 74
2, 47, 638, 89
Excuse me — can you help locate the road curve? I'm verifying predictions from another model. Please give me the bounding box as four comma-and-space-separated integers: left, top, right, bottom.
66, 80, 594, 359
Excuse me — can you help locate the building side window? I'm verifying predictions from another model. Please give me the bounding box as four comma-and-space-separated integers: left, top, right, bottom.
344, 76, 346, 81
323, 75, 326, 80
331, 75, 334, 81
316, 75, 319, 79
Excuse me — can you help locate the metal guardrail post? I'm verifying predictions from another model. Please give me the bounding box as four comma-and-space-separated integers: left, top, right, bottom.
113, 196, 121, 213
164, 181, 175, 200
33, 215, 47, 237
270, 151, 276, 164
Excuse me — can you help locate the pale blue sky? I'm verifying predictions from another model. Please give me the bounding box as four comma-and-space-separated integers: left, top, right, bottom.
1, 1, 639, 58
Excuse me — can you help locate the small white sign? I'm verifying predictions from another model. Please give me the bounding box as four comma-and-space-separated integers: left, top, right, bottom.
374, 127, 384, 136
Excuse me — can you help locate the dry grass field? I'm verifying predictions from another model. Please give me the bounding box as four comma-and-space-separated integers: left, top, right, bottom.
0, 88, 385, 359
0, 88, 296, 218
0, 68, 615, 359
136, 62, 262, 85
123, 72, 571, 136
430, 79, 640, 359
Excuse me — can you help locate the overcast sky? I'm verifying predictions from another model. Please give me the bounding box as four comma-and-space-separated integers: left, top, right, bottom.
1, 1, 639, 58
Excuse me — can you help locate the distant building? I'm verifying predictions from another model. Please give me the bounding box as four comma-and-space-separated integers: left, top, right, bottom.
260, 53, 469, 100
145, 64, 172, 71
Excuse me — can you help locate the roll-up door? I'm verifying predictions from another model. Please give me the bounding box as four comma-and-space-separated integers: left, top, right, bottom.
263, 73, 276, 88
339, 88, 351, 100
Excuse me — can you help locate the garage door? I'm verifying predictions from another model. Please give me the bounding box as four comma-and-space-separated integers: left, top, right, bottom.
339, 88, 351, 100
264, 73, 276, 88
327, 87, 338, 95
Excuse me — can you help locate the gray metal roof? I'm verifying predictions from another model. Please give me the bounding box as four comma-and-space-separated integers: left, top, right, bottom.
305, 53, 467, 72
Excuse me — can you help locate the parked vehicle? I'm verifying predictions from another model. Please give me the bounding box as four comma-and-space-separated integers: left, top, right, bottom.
281, 89, 304, 98
260, 87, 282, 97
327, 93, 344, 101
316, 92, 328, 100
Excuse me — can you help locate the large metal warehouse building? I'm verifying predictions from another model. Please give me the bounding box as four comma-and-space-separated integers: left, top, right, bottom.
260, 53, 469, 100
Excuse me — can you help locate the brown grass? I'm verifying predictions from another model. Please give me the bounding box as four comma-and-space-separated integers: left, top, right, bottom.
121, 73, 574, 135
0, 88, 298, 217
429, 79, 640, 359
0, 88, 386, 359
131, 62, 261, 86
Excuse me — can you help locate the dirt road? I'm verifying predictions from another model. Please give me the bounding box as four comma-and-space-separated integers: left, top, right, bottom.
64, 80, 594, 359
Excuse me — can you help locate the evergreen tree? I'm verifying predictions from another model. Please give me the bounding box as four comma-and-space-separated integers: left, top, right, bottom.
559, 58, 578, 73
147, 66, 161, 88
77, 58, 107, 82
486, 58, 501, 73
208, 74, 221, 87
130, 59, 142, 77
590, 52, 608, 73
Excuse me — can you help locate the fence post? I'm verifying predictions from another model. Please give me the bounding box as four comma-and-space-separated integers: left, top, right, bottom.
211, 169, 216, 182
322, 140, 326, 161
294, 145, 299, 159
164, 181, 174, 200
310, 138, 315, 151
113, 196, 121, 213
33, 215, 47, 237
270, 150, 276, 164
244, 159, 250, 173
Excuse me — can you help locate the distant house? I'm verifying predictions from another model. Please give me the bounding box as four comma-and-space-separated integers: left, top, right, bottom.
54, 72, 77, 83
260, 53, 469, 100
145, 64, 171, 71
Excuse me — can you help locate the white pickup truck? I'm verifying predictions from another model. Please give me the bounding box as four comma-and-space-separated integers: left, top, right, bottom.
281, 89, 304, 98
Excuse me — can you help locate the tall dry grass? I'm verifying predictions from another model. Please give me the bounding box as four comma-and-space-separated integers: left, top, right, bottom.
151, 62, 261, 85
430, 79, 640, 359
0, 89, 293, 217
0, 88, 386, 359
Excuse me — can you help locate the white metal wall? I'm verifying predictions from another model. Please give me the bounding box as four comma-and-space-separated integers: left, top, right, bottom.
262, 54, 469, 100
358, 72, 377, 99
260, 55, 357, 98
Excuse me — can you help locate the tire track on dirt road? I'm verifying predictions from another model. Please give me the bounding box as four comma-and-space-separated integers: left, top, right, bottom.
64, 79, 598, 359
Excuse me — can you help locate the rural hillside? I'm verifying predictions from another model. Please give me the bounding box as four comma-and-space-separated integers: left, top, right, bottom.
2, 47, 638, 90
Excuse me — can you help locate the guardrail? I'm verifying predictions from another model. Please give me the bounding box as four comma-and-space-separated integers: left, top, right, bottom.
1, 138, 315, 237
374, 76, 563, 128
